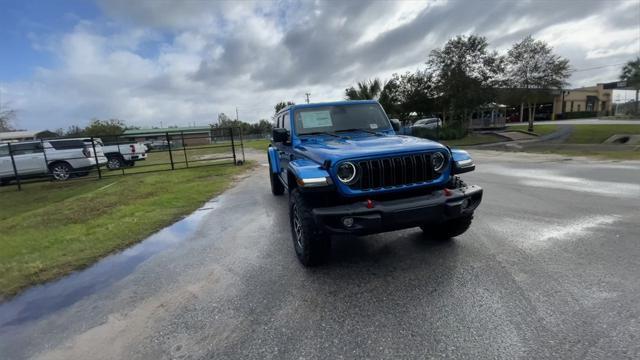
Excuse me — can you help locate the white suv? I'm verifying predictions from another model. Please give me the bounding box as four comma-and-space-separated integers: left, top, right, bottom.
0, 138, 108, 184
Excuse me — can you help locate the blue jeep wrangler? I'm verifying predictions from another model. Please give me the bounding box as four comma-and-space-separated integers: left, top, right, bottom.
268, 100, 482, 265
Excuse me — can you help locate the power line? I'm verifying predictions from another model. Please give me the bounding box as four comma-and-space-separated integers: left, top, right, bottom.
570, 63, 627, 73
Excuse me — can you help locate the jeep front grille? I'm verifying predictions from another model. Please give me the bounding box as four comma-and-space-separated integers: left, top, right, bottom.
350, 153, 437, 190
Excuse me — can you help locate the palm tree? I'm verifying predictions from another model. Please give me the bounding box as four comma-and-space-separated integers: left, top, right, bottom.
620, 57, 640, 114
345, 78, 382, 100
274, 101, 295, 113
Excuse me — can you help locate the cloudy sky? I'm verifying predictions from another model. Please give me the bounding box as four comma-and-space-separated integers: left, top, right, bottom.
1, 0, 639, 131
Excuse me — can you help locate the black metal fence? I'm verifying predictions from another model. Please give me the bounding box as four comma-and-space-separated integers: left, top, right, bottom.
0, 126, 245, 191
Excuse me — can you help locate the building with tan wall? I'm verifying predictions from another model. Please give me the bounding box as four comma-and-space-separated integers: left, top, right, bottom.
553, 83, 615, 116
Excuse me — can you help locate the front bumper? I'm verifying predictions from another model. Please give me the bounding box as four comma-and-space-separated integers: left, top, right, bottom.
312, 185, 483, 234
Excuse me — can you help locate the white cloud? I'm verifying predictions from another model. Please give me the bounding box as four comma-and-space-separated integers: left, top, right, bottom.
4, 0, 640, 131
536, 15, 639, 58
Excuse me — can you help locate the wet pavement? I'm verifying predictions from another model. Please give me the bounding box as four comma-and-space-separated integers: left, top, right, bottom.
1, 150, 639, 359
0, 199, 220, 328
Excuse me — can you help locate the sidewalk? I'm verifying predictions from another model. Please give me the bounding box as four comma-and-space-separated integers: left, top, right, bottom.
506, 118, 640, 126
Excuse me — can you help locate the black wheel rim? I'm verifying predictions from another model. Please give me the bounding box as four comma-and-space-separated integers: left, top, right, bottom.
292, 204, 303, 249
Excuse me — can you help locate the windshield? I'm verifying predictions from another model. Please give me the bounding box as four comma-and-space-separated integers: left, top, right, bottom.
294, 104, 391, 135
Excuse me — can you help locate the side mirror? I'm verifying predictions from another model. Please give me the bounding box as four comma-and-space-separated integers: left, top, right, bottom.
450, 149, 475, 174
389, 118, 401, 132
272, 128, 289, 143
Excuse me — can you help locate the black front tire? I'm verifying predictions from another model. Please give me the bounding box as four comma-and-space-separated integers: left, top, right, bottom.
269, 154, 285, 195
289, 188, 331, 266
49, 162, 72, 181
106, 155, 124, 170
422, 175, 474, 239
421, 215, 473, 240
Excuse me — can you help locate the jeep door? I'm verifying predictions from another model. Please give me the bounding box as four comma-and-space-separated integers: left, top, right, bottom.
274, 110, 293, 187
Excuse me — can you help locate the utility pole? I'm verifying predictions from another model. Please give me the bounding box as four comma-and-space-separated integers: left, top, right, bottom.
305, 93, 311, 104
236, 107, 239, 121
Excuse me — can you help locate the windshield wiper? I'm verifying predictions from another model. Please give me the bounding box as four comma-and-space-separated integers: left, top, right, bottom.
335, 128, 384, 136
300, 131, 342, 138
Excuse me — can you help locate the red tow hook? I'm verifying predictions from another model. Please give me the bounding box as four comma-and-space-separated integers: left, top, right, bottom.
366, 199, 374, 209
443, 188, 452, 197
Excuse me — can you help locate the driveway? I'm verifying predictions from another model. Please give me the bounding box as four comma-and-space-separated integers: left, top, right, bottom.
1, 151, 639, 359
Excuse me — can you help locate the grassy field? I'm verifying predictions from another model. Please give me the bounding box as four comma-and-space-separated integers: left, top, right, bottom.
508, 124, 640, 143
0, 162, 252, 299
508, 124, 559, 136
242, 139, 270, 150
566, 124, 640, 144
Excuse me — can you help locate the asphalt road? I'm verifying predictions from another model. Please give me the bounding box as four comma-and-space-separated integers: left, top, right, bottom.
1, 150, 639, 359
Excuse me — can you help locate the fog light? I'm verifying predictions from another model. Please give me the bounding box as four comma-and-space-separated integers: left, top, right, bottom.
461, 198, 470, 209
342, 217, 354, 228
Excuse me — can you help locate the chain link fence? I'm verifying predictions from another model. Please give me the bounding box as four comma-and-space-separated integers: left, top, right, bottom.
0, 126, 245, 191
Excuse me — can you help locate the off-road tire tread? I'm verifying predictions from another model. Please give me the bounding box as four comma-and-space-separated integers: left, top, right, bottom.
290, 188, 330, 266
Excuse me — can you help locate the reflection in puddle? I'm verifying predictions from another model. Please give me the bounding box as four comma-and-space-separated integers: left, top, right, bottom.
0, 198, 222, 328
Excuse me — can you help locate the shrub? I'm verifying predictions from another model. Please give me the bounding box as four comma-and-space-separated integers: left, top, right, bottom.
412, 125, 467, 140
557, 111, 597, 120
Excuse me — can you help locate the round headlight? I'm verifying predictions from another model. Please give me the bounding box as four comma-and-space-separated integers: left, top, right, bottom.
336, 161, 357, 184
432, 152, 447, 172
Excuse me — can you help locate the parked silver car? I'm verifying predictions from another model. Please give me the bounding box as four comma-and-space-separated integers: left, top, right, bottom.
0, 138, 107, 184
411, 118, 443, 130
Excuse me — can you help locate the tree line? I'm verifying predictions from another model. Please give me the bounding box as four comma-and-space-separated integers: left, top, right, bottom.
345, 35, 573, 132
1, 116, 274, 140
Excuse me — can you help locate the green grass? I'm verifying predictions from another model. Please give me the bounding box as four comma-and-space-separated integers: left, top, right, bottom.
242, 139, 270, 151
0, 162, 252, 299
100, 145, 241, 176
441, 133, 505, 147
508, 124, 559, 136
566, 125, 640, 144
599, 115, 640, 120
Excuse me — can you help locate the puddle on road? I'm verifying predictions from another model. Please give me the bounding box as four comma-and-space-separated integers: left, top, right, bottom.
0, 197, 224, 329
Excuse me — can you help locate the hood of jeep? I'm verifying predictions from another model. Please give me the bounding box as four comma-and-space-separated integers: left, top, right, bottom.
295, 135, 447, 164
